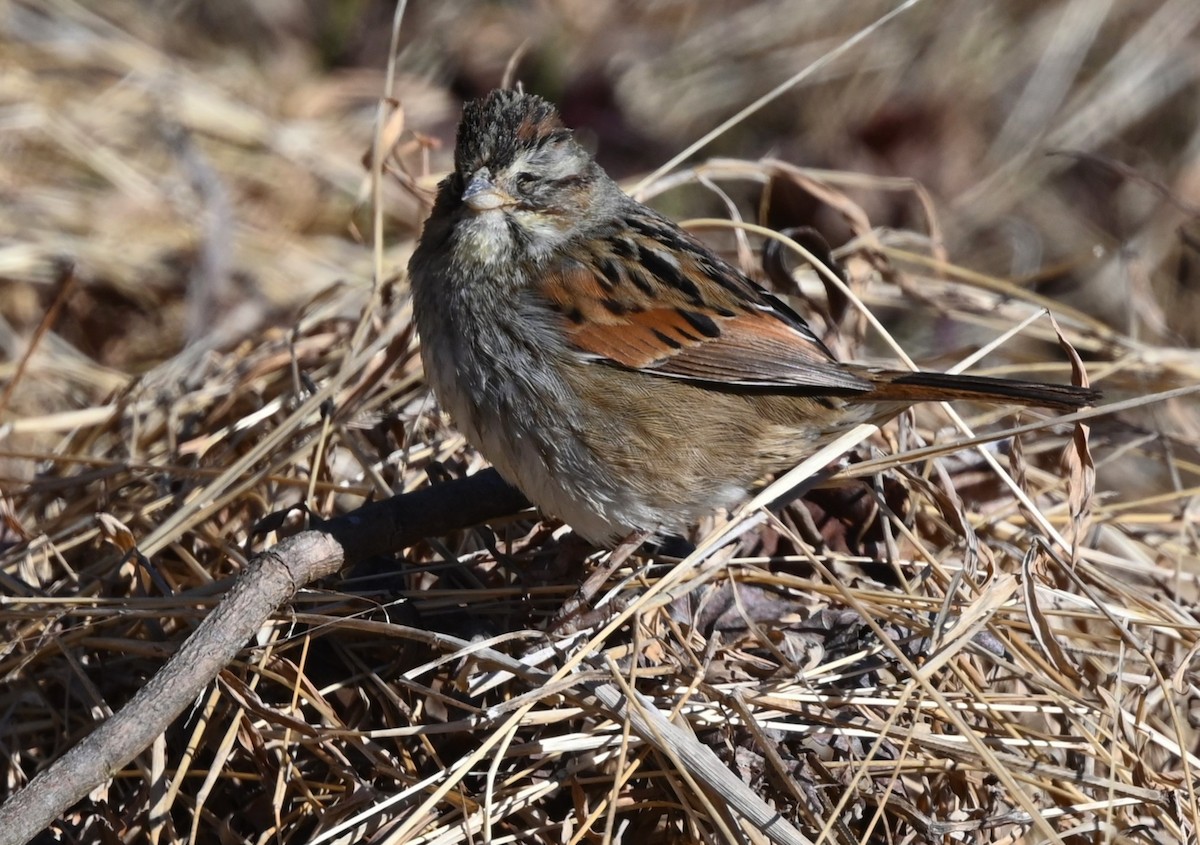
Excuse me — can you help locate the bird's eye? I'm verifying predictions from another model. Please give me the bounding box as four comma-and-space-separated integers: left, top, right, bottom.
513, 172, 536, 192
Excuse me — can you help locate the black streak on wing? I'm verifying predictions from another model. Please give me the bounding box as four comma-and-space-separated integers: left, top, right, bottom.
678, 309, 722, 338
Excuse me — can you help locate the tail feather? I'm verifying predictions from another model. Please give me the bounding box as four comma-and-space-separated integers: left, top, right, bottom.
867, 370, 1100, 411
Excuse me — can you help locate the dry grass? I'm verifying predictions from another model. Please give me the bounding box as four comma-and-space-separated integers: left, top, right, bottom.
3, 1, 1200, 843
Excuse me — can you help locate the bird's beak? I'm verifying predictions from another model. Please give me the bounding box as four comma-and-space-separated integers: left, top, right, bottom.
462, 170, 516, 212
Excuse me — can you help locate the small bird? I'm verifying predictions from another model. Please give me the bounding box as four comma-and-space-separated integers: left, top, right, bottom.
409, 89, 1098, 546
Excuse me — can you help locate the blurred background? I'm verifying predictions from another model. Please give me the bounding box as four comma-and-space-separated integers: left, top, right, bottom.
2, 0, 1197, 386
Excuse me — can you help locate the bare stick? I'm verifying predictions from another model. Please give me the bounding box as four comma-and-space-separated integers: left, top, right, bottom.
0, 470, 529, 844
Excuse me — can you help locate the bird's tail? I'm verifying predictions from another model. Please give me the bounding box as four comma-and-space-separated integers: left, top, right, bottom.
865, 370, 1100, 411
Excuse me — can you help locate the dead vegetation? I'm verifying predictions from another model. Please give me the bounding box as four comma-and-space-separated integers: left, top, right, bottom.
3, 1, 1200, 843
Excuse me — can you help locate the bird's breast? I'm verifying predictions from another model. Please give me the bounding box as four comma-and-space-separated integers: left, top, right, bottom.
451, 210, 517, 270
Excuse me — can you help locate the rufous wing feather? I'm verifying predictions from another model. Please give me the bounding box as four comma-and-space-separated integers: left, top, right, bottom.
538, 216, 873, 393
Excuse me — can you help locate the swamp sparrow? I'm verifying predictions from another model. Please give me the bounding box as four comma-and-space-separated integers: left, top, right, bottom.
409, 90, 1098, 545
